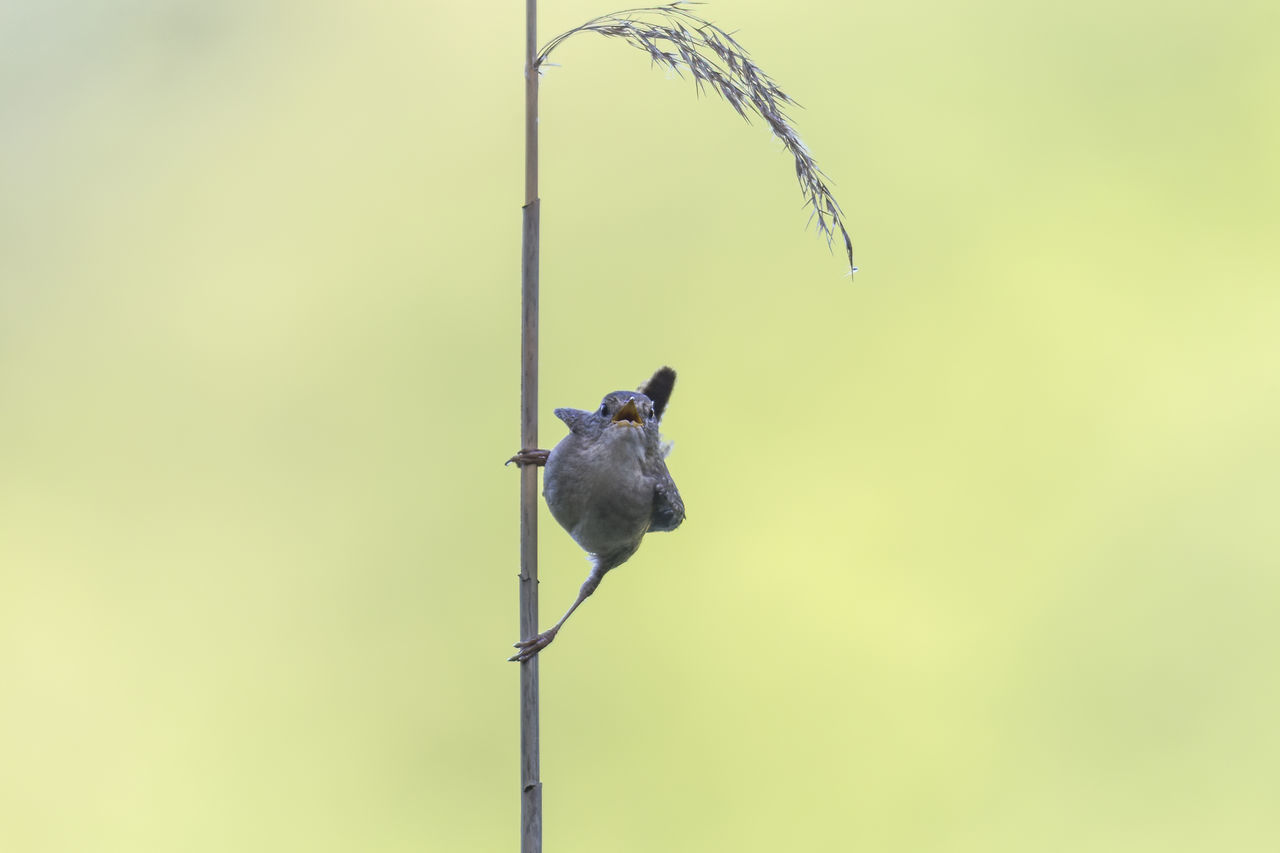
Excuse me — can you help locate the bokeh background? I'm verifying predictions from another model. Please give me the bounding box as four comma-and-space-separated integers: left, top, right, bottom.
3, 0, 1278, 850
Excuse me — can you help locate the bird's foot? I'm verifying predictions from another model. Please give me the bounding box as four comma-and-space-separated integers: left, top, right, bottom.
509, 628, 558, 662
506, 448, 550, 467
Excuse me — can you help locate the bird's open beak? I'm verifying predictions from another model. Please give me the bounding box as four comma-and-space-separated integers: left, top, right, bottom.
611, 398, 643, 426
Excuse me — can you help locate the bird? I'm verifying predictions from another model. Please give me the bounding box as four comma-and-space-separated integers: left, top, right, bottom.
507, 367, 685, 661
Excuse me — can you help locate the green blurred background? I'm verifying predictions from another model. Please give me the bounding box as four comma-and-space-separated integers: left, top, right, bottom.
2, 0, 1277, 850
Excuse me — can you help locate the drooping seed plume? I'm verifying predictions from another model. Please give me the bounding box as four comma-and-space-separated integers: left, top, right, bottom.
539, 2, 857, 273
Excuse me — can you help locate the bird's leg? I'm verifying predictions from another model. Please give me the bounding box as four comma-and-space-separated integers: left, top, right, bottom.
506, 448, 550, 467
509, 569, 604, 662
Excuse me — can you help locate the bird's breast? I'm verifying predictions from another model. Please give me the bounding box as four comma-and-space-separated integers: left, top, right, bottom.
544, 429, 654, 554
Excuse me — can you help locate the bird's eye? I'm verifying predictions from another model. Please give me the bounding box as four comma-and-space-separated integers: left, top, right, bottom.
599, 403, 608, 416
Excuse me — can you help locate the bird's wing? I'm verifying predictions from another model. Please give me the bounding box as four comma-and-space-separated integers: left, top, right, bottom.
554, 407, 593, 435
649, 475, 685, 532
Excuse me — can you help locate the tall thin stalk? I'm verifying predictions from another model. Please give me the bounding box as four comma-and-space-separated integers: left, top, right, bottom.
518, 1, 541, 852
515, 3, 853, 850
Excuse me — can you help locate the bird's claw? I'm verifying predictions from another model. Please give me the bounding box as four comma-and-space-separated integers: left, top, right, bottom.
506, 449, 550, 467
509, 629, 557, 662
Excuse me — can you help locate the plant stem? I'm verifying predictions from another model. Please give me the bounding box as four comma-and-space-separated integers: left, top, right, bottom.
519, 1, 542, 852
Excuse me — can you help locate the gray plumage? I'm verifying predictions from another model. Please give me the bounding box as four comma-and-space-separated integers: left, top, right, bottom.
510, 367, 684, 661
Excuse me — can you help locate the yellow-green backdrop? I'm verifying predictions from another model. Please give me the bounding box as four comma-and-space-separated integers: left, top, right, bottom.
2, 1, 1277, 850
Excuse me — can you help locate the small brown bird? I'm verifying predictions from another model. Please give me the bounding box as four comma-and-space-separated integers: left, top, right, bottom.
507, 367, 684, 661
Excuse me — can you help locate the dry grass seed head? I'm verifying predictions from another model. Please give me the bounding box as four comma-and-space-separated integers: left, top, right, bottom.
538, 2, 856, 273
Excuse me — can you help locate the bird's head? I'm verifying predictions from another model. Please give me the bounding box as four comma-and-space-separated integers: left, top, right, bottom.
596, 391, 654, 430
